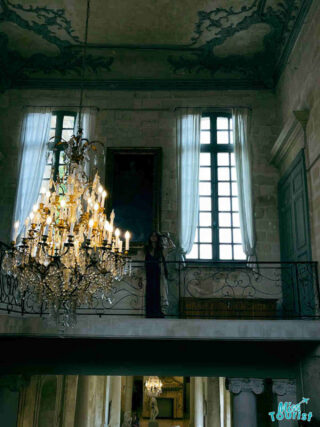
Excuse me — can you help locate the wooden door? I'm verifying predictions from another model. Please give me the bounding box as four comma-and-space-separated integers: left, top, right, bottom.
278, 150, 314, 316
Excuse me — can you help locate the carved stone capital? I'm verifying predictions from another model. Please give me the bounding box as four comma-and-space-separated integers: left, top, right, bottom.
228, 378, 264, 395
272, 379, 296, 396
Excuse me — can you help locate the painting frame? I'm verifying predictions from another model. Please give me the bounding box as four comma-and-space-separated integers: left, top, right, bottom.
105, 147, 162, 249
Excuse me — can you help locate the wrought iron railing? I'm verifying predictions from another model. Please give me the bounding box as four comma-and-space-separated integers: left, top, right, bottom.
0, 242, 319, 319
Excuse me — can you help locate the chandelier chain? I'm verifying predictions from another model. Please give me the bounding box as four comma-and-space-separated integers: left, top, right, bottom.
79, 0, 91, 130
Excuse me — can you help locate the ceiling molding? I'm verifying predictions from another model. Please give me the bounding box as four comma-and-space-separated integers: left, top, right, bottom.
270, 110, 309, 168
13, 78, 267, 91
274, 0, 314, 82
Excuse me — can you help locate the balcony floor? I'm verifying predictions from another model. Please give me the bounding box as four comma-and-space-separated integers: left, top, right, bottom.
1, 315, 320, 341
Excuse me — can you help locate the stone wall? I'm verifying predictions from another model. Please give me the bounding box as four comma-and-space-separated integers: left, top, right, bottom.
0, 88, 281, 260
276, 0, 320, 263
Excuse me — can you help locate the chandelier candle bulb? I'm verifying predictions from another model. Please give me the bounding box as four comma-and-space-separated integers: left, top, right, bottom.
102, 190, 107, 206
107, 224, 113, 244
13, 221, 19, 243
110, 209, 115, 229
94, 202, 99, 221
119, 240, 123, 253
125, 231, 130, 251
87, 197, 92, 212
88, 218, 94, 239
103, 220, 109, 240
115, 228, 120, 248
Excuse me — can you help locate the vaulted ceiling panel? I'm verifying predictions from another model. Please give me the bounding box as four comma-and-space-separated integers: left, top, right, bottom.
0, 0, 313, 90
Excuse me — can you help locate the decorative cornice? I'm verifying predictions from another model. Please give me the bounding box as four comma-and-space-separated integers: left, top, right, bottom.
274, 0, 314, 82
270, 110, 309, 168
272, 379, 297, 396
14, 78, 267, 91
228, 378, 264, 395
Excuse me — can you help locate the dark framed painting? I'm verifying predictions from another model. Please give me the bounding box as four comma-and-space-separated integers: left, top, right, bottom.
106, 147, 162, 247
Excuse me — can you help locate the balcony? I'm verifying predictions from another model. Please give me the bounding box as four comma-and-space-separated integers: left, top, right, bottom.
0, 242, 319, 321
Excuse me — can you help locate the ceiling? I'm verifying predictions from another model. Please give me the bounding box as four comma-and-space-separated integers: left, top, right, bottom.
0, 0, 313, 91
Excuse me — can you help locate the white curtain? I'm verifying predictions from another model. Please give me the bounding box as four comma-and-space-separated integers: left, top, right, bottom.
233, 108, 256, 261
176, 109, 201, 256
11, 107, 52, 240
75, 107, 99, 179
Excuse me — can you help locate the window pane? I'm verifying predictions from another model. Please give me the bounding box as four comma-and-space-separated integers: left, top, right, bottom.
200, 131, 210, 144
217, 131, 229, 144
230, 132, 234, 144
194, 228, 198, 243
220, 244, 232, 260
43, 165, 52, 179
199, 228, 212, 243
199, 182, 211, 195
233, 228, 242, 243
229, 118, 233, 130
219, 213, 231, 227
201, 117, 210, 130
200, 244, 212, 259
199, 212, 212, 226
218, 182, 230, 196
232, 197, 239, 212
231, 167, 237, 181
199, 167, 211, 181
49, 129, 56, 140
59, 152, 66, 164
217, 117, 229, 130
50, 115, 57, 128
63, 115, 75, 128
62, 129, 73, 141
218, 197, 231, 211
230, 153, 235, 166
232, 183, 238, 196
200, 153, 211, 166
217, 153, 229, 166
234, 244, 246, 260
200, 197, 212, 211
219, 228, 232, 243
232, 212, 240, 227
218, 167, 230, 181
47, 151, 53, 165
186, 244, 198, 259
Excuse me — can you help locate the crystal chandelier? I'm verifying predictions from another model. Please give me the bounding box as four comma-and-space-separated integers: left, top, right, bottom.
145, 376, 163, 397
2, 0, 133, 327
2, 130, 131, 325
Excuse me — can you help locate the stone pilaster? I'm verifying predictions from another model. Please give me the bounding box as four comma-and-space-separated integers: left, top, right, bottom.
228, 378, 264, 427
272, 379, 298, 427
194, 377, 204, 427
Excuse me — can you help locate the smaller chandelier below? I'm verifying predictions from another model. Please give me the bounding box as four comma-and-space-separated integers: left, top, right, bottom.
145, 376, 163, 397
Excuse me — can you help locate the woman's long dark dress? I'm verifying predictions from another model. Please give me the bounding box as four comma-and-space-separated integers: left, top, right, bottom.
145, 251, 163, 318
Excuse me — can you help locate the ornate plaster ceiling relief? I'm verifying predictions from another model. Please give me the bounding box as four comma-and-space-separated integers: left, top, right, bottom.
0, 21, 59, 55
0, 0, 313, 90
214, 24, 271, 57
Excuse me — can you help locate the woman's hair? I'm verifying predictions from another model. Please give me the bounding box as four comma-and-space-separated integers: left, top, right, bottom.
145, 231, 163, 255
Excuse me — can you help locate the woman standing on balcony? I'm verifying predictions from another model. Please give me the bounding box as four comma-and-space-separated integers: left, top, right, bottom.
144, 231, 171, 318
